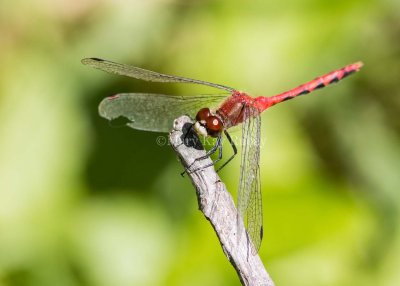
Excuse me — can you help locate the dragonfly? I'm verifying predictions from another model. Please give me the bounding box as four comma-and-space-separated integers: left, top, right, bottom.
82, 57, 363, 253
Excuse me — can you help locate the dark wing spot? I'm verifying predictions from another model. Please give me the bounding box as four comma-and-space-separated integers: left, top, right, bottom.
260, 226, 264, 240
90, 57, 105, 62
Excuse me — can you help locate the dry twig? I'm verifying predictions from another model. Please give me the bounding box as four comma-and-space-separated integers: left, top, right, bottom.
169, 115, 275, 286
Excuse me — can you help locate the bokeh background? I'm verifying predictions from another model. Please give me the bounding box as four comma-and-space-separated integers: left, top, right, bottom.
1, 0, 399, 285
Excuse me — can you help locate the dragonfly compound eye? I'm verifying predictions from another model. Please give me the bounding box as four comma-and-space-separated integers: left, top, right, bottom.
196, 107, 211, 122
206, 116, 223, 137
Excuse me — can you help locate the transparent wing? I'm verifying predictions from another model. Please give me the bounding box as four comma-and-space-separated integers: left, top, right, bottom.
237, 105, 263, 254
99, 93, 228, 132
82, 58, 235, 92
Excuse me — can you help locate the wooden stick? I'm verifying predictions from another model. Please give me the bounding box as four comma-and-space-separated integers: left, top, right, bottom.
169, 115, 275, 286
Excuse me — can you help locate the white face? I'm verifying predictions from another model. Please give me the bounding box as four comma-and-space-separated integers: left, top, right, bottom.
193, 121, 208, 137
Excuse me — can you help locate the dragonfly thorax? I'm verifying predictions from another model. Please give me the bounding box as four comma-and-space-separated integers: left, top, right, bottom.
194, 107, 224, 138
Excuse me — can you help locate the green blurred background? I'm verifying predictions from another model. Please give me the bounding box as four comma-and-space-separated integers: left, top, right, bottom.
1, 0, 399, 285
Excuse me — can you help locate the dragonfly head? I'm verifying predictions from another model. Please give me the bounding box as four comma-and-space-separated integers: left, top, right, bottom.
194, 108, 223, 138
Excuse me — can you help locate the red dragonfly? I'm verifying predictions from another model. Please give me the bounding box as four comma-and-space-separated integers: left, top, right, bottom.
82, 57, 363, 253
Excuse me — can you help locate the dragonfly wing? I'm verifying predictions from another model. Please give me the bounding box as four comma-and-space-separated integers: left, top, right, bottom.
99, 93, 228, 133
82, 58, 235, 92
237, 105, 263, 254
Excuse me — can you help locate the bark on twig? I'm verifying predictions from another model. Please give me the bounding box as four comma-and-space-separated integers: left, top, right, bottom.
169, 115, 274, 286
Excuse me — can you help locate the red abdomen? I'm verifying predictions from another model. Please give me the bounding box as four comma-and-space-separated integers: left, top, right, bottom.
216, 62, 363, 128
254, 62, 363, 112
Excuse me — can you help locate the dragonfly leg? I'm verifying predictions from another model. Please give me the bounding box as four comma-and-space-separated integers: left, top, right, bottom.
187, 136, 223, 174
181, 134, 222, 176
215, 130, 237, 173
